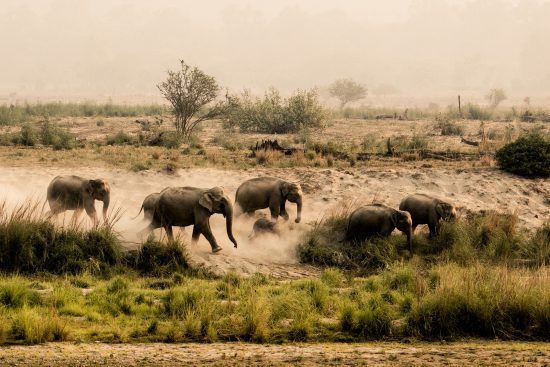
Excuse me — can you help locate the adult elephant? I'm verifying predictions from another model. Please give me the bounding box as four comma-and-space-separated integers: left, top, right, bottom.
133, 192, 160, 221
399, 193, 457, 236
346, 204, 413, 252
235, 177, 303, 223
46, 175, 110, 226
146, 186, 237, 253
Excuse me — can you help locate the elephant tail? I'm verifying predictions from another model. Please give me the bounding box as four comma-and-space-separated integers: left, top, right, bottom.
130, 205, 144, 220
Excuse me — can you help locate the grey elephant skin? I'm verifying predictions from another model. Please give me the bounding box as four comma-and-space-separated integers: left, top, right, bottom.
46, 175, 110, 225
134, 192, 160, 221
145, 186, 237, 253
235, 177, 303, 223
399, 193, 457, 236
346, 204, 413, 252
249, 218, 280, 239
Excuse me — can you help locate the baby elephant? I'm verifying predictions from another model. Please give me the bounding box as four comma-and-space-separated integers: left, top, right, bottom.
399, 193, 457, 236
346, 204, 413, 252
47, 175, 111, 226
249, 218, 280, 239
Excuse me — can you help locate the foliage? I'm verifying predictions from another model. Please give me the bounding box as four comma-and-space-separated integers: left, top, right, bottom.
467, 104, 493, 120
222, 88, 326, 134
436, 117, 465, 136
0, 102, 166, 125
485, 88, 507, 108
496, 134, 550, 178
328, 79, 367, 108
157, 60, 222, 138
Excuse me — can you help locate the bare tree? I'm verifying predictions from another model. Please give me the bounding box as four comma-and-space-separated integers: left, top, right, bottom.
158, 60, 222, 138
328, 78, 367, 109
485, 88, 507, 108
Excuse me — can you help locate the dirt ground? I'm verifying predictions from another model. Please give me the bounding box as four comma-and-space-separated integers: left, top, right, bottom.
0, 341, 548, 366
0, 164, 548, 278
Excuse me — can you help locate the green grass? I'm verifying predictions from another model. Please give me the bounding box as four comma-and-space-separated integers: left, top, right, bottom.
0, 102, 167, 125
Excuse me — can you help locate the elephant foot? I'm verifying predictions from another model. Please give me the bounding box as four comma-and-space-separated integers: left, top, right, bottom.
211, 246, 223, 253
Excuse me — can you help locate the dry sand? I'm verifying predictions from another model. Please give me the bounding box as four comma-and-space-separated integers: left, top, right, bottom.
0, 341, 548, 366
0, 165, 548, 277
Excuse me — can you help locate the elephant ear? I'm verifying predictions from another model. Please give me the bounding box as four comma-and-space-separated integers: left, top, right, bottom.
280, 182, 290, 197
435, 202, 446, 218
390, 211, 399, 227
199, 187, 224, 213
85, 180, 95, 197
199, 192, 214, 213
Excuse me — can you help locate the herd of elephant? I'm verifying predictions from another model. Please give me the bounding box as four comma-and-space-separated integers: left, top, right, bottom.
46, 175, 457, 253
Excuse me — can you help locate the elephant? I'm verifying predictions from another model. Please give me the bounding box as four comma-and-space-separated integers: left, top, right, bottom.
133, 193, 160, 221
248, 217, 280, 239
235, 177, 303, 223
145, 186, 237, 253
399, 193, 457, 236
345, 204, 413, 252
46, 175, 110, 226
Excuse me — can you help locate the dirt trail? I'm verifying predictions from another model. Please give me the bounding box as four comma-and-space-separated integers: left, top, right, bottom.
0, 342, 548, 366
0, 166, 548, 278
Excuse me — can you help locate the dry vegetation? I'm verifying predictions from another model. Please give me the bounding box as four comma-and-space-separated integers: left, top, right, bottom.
0, 102, 548, 365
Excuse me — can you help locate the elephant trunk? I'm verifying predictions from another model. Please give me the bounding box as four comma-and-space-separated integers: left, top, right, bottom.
102, 192, 110, 220
295, 196, 302, 223
406, 227, 413, 253
224, 200, 238, 248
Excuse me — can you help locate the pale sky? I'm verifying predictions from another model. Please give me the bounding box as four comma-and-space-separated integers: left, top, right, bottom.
1, 0, 549, 103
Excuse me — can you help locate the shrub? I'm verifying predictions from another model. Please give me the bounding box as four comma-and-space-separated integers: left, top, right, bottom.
222, 88, 326, 134
496, 134, 550, 178
106, 131, 135, 145
132, 237, 190, 276
40, 120, 76, 150
467, 104, 493, 120
437, 119, 464, 136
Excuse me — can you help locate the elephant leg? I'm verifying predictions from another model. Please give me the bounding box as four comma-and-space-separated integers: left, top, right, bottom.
71, 208, 83, 227
279, 200, 289, 221
164, 225, 174, 241
191, 225, 201, 244
269, 201, 281, 221
198, 222, 222, 253
428, 222, 437, 237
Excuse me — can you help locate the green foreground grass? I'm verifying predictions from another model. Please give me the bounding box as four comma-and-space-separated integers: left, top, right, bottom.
0, 202, 548, 345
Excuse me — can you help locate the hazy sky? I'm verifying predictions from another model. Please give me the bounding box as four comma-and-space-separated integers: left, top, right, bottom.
1, 0, 550, 103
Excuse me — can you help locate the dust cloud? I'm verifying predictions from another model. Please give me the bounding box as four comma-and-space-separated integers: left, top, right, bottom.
1, 0, 550, 105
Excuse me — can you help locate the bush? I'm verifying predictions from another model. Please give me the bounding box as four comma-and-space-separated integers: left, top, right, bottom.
222, 88, 326, 134
437, 118, 464, 136
496, 134, 550, 178
132, 237, 190, 276
467, 104, 493, 120
106, 131, 135, 145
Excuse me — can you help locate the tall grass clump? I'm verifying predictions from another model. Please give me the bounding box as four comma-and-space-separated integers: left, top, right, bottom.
496, 133, 550, 178
0, 201, 122, 274
222, 88, 327, 134
467, 104, 493, 120
407, 264, 550, 339
131, 236, 190, 276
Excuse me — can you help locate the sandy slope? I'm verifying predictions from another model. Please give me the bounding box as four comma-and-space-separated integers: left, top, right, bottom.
0, 166, 548, 277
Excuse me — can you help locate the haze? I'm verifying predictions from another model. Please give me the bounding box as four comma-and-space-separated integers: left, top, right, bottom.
2, 0, 550, 105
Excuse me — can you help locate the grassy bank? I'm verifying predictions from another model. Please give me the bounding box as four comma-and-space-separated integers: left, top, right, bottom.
0, 202, 548, 345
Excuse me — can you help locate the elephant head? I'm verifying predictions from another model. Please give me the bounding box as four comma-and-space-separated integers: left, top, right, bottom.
87, 179, 110, 219
282, 182, 303, 223
198, 187, 238, 248
436, 201, 457, 221
392, 209, 413, 252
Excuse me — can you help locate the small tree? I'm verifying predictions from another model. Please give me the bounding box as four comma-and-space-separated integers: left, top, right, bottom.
485, 88, 507, 108
158, 60, 221, 139
328, 79, 367, 109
